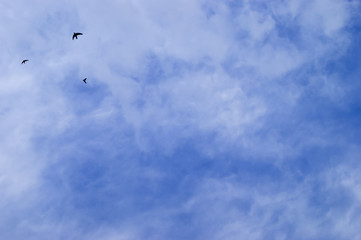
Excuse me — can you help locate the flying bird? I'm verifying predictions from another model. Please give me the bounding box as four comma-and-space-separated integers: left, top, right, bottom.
21, 59, 29, 64
83, 78, 87, 84
72, 32, 83, 40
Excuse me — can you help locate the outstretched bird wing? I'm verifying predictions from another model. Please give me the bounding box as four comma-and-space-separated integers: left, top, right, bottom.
72, 32, 83, 40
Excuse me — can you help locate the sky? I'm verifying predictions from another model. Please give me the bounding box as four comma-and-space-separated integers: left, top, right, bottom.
1, 0, 361, 239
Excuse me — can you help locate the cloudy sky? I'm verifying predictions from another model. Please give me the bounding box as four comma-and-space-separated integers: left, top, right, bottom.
1, 0, 361, 239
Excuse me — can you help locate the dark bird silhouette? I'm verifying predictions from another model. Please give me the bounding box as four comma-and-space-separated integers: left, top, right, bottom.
21, 59, 29, 64
72, 32, 83, 40
83, 78, 87, 84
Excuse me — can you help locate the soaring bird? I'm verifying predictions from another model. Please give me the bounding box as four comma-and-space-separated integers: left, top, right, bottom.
21, 59, 29, 64
72, 32, 83, 40
83, 78, 87, 84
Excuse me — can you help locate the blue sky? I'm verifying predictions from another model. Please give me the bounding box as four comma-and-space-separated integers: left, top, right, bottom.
1, 0, 361, 239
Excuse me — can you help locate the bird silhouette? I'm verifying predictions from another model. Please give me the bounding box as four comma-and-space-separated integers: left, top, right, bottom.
72, 32, 83, 40
21, 59, 29, 64
83, 78, 87, 84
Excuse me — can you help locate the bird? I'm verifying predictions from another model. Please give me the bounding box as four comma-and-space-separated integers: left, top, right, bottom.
83, 78, 87, 84
72, 32, 83, 40
21, 59, 29, 64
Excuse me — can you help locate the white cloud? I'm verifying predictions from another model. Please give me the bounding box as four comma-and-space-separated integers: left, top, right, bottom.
0, 0, 360, 239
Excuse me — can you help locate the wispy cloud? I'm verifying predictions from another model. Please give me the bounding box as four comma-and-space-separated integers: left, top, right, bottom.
0, 0, 361, 239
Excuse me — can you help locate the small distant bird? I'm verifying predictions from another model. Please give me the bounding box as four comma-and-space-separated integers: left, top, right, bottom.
72, 32, 83, 40
21, 59, 29, 64
83, 78, 87, 84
